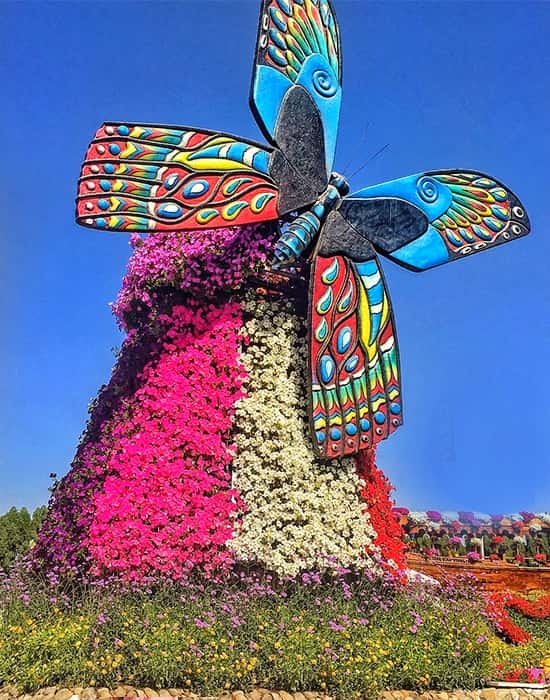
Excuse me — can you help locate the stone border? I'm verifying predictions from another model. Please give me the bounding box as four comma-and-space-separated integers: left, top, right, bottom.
1, 687, 550, 700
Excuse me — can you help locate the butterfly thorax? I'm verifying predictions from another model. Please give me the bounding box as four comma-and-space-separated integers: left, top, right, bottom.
271, 172, 349, 269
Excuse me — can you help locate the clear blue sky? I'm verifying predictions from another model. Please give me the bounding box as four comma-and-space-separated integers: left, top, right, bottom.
1, 1, 549, 515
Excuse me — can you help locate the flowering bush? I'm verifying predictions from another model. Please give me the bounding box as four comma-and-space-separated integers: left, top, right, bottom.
356, 450, 406, 570
486, 592, 550, 645
88, 302, 247, 580
489, 636, 550, 686
499, 666, 546, 684
0, 568, 491, 695
112, 225, 275, 330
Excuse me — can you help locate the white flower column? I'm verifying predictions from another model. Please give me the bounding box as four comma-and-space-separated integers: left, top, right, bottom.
230, 294, 380, 577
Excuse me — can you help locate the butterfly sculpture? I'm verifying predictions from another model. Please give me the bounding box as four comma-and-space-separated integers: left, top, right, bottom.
76, 0, 530, 460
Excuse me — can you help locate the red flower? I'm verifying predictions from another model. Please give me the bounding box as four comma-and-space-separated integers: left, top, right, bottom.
356, 449, 406, 571
486, 592, 550, 644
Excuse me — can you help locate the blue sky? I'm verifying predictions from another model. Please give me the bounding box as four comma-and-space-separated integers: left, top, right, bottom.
1, 1, 549, 515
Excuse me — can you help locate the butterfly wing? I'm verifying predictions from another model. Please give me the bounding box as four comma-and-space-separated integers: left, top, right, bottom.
76, 123, 281, 231
250, 0, 342, 180
309, 211, 402, 459
339, 170, 530, 271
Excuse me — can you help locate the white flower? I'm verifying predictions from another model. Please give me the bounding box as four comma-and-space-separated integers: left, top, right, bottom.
228, 294, 380, 577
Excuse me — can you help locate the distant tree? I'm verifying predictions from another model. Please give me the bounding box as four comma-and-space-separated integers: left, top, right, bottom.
0, 505, 46, 570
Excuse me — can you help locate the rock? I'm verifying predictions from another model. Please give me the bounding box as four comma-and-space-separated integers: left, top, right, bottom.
293, 694, 308, 700
158, 691, 170, 698
3, 688, 20, 699
80, 690, 96, 700
124, 689, 138, 699
248, 692, 264, 700
279, 693, 294, 700
167, 691, 182, 698
231, 693, 248, 700
96, 690, 111, 700
54, 690, 74, 700
144, 690, 159, 699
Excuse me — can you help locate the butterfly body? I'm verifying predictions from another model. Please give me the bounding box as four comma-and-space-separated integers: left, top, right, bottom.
272, 171, 349, 267
76, 0, 531, 460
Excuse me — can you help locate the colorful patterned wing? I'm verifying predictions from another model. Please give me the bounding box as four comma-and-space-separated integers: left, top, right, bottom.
76, 123, 280, 231
339, 170, 530, 271
309, 212, 402, 459
251, 0, 342, 175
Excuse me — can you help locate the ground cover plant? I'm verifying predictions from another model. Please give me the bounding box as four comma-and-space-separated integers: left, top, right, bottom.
487, 590, 550, 683
0, 566, 491, 699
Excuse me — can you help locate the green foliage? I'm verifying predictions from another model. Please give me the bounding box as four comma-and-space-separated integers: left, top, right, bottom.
0, 506, 46, 570
509, 608, 550, 644
489, 636, 550, 676
0, 575, 492, 699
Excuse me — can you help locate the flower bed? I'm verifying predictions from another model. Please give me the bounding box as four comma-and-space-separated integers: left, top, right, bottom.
487, 593, 550, 644
397, 509, 550, 567
0, 569, 491, 698
486, 591, 550, 687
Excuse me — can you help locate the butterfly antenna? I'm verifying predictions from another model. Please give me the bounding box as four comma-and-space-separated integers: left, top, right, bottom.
341, 122, 370, 177
348, 143, 390, 180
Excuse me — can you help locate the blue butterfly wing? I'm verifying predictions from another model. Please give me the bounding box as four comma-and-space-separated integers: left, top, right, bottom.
339, 170, 530, 271
250, 0, 342, 178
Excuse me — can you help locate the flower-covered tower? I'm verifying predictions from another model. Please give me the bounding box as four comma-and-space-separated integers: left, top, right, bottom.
34, 224, 405, 580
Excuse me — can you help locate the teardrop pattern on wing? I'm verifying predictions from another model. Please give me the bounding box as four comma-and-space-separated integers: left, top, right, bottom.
430, 171, 528, 256
260, 0, 340, 82
310, 254, 402, 458
77, 123, 280, 231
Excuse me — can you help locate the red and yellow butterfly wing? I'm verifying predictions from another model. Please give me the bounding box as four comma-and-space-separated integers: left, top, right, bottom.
76, 123, 280, 232
309, 251, 402, 458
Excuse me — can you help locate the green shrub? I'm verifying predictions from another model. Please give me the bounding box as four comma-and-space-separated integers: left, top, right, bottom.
0, 506, 46, 570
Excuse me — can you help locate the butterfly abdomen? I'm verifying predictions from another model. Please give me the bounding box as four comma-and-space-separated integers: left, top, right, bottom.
272, 210, 322, 267
272, 179, 345, 268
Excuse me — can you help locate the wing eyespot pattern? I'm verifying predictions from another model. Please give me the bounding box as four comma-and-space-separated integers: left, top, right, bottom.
430, 172, 529, 258
259, 0, 340, 83
310, 254, 402, 458
77, 124, 280, 231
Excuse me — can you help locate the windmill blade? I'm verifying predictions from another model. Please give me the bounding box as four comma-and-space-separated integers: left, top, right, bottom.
250, 0, 343, 181
308, 211, 403, 458
339, 170, 530, 271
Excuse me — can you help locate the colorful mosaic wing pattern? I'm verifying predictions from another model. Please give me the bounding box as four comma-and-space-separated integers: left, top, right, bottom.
77, 124, 280, 231
341, 170, 531, 271
309, 253, 402, 459
251, 0, 342, 173
430, 171, 530, 258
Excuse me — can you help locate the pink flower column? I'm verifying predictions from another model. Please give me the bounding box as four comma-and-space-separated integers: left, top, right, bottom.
88, 302, 246, 580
